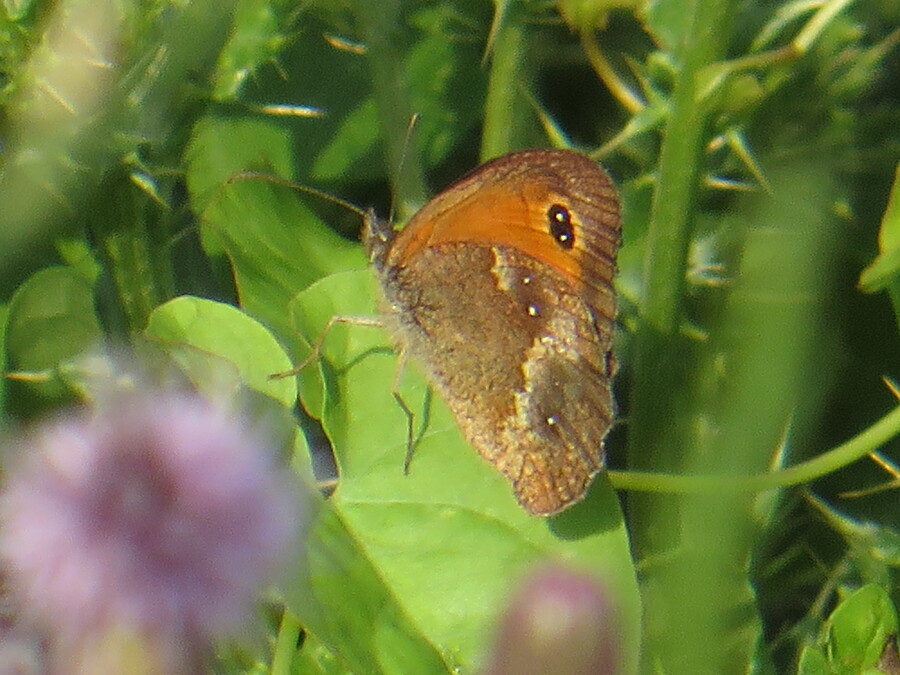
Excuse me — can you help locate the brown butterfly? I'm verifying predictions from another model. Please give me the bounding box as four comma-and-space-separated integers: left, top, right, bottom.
364, 149, 621, 516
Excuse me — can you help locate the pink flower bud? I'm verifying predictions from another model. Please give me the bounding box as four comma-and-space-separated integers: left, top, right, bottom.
484, 566, 620, 675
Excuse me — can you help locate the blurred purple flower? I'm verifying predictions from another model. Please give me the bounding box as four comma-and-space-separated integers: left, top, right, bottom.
0, 391, 299, 670
484, 565, 621, 675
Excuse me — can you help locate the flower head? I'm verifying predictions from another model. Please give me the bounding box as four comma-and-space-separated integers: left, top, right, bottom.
1, 390, 299, 670
485, 565, 620, 675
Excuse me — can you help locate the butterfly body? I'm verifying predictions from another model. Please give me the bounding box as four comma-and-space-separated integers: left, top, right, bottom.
365, 149, 621, 515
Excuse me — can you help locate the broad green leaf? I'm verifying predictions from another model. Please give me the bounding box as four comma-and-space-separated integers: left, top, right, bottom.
310, 98, 382, 183
287, 267, 641, 673
143, 296, 313, 479
283, 269, 380, 426
197, 173, 366, 345
186, 116, 296, 215
143, 296, 296, 407
5, 266, 102, 398
286, 501, 454, 674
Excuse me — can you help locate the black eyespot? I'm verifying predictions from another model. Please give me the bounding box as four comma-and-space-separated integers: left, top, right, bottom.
547, 204, 574, 250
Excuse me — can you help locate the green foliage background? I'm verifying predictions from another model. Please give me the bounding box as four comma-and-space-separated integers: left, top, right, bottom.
1, 0, 899, 673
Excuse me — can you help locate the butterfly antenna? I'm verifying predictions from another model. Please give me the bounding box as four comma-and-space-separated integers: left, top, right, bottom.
228, 171, 367, 220
388, 113, 421, 227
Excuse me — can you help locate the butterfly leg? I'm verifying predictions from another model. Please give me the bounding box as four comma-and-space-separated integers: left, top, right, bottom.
269, 314, 385, 379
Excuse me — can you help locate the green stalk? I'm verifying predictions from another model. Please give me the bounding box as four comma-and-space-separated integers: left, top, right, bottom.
622, 2, 737, 671
92, 171, 174, 334
626, 0, 734, 545
610, 403, 900, 494
271, 609, 301, 675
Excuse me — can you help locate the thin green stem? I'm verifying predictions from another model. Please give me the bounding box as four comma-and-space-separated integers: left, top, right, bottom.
610, 404, 900, 494
625, 0, 735, 534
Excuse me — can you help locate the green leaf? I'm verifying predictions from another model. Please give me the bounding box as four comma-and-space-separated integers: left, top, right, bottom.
143, 296, 296, 407
288, 629, 354, 675
5, 266, 102, 398
196, 171, 366, 345
310, 98, 382, 184
286, 502, 453, 674
797, 645, 831, 675
285, 267, 642, 673
211, 0, 292, 101
55, 237, 101, 284
559, 0, 639, 34
858, 164, 900, 296
826, 584, 898, 673
186, 115, 297, 215
641, 0, 696, 54
142, 296, 314, 480
858, 247, 900, 294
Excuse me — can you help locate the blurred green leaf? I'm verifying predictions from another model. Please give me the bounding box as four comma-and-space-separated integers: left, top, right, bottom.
212, 0, 294, 101
559, 0, 638, 34
310, 97, 382, 182
287, 629, 353, 675
54, 238, 101, 285
5, 266, 102, 397
797, 645, 830, 674
641, 0, 696, 53
2, 0, 36, 22
142, 296, 313, 483
196, 171, 366, 346
858, 164, 900, 296
826, 584, 897, 674
186, 116, 297, 215
286, 501, 454, 674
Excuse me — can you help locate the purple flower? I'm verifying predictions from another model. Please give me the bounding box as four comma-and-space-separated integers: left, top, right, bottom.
484, 565, 621, 675
0, 391, 299, 670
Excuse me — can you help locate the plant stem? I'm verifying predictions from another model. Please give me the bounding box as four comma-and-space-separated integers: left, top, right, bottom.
271, 609, 301, 675
626, 0, 734, 543
623, 2, 737, 672
609, 403, 900, 493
